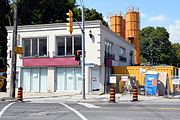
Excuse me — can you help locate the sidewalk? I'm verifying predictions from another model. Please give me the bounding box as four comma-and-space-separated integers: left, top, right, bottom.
1, 92, 177, 103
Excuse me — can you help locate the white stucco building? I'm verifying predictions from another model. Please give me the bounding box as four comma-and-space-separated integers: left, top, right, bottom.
6, 20, 134, 94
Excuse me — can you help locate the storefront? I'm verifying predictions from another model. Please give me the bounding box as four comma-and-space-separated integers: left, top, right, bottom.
6, 21, 134, 94
21, 67, 48, 92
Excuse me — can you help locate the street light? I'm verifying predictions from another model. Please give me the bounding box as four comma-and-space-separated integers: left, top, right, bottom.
66, 0, 85, 99
80, 0, 85, 100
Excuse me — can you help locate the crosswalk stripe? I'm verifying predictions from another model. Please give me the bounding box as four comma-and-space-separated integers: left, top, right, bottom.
0, 102, 15, 118
60, 102, 88, 120
78, 102, 100, 108
159, 108, 180, 110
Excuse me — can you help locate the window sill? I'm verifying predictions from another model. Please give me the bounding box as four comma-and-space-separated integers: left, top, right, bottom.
53, 55, 74, 58
22, 56, 49, 59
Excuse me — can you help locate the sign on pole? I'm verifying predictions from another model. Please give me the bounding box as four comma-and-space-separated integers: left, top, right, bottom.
15, 47, 23, 54
110, 76, 116, 83
121, 76, 129, 81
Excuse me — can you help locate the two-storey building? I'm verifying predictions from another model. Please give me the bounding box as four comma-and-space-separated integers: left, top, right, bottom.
6, 20, 134, 94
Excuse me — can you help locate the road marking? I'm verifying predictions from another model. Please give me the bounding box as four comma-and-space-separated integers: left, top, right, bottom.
0, 102, 15, 118
59, 102, 88, 120
78, 102, 100, 108
159, 108, 180, 110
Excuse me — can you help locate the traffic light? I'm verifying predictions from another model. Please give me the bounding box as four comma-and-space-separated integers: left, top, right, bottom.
75, 50, 81, 61
66, 9, 73, 34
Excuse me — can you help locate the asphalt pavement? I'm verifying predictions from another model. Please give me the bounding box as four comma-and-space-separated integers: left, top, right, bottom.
1, 99, 180, 120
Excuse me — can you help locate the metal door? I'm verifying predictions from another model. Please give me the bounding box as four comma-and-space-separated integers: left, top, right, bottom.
91, 67, 100, 91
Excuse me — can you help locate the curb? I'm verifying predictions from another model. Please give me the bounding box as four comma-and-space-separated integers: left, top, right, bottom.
0, 97, 16, 102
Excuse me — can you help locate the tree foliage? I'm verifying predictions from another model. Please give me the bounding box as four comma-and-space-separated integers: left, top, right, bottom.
16, 0, 76, 25
7, 0, 108, 26
1, 0, 10, 26
73, 7, 108, 27
140, 27, 172, 65
171, 43, 180, 66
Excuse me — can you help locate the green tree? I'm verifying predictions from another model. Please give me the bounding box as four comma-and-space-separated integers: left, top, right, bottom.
8, 0, 108, 26
16, 0, 76, 25
0, 0, 8, 70
171, 43, 180, 67
74, 7, 108, 27
140, 27, 172, 65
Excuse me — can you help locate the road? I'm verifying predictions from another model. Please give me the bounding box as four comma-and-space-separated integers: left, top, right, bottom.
0, 100, 180, 120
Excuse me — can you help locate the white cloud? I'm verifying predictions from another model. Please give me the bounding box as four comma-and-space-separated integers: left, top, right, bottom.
168, 20, 180, 43
140, 13, 148, 19
149, 14, 167, 22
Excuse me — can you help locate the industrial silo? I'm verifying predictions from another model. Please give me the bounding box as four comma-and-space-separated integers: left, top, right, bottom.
110, 13, 125, 38
121, 18, 126, 39
125, 7, 140, 65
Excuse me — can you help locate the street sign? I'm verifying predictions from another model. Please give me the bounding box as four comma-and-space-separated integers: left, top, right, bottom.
172, 78, 180, 84
110, 76, 116, 83
15, 47, 23, 54
140, 68, 146, 74
121, 76, 129, 81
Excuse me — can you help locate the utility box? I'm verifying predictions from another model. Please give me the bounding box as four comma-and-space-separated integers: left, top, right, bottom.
145, 71, 158, 96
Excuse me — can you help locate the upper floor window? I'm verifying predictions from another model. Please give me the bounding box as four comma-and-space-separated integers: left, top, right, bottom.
22, 37, 47, 57
119, 47, 126, 56
105, 41, 113, 54
56, 35, 81, 56
118, 47, 126, 62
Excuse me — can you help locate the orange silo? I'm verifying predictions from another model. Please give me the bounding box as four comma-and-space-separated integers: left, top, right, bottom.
121, 18, 126, 39
125, 7, 141, 65
110, 14, 125, 38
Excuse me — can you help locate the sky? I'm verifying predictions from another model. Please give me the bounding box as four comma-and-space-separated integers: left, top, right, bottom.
77, 0, 180, 43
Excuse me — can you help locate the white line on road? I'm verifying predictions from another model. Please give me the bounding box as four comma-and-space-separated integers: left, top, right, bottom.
78, 102, 100, 108
59, 102, 88, 120
0, 102, 15, 118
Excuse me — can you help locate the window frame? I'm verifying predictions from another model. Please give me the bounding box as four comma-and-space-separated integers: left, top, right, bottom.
55, 35, 82, 57
22, 37, 48, 58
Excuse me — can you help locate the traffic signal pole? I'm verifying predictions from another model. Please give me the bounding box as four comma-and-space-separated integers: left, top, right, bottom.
81, 4, 85, 100
66, 0, 85, 99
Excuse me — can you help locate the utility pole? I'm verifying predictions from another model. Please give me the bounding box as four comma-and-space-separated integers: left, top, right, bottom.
10, 0, 18, 98
81, 3, 85, 100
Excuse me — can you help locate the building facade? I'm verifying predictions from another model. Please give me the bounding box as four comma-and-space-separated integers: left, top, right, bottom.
6, 20, 134, 94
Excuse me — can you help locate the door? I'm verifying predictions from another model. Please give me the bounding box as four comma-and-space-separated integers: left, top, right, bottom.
91, 67, 100, 91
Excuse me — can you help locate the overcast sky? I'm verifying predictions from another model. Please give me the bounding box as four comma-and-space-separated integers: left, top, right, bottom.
78, 0, 180, 43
